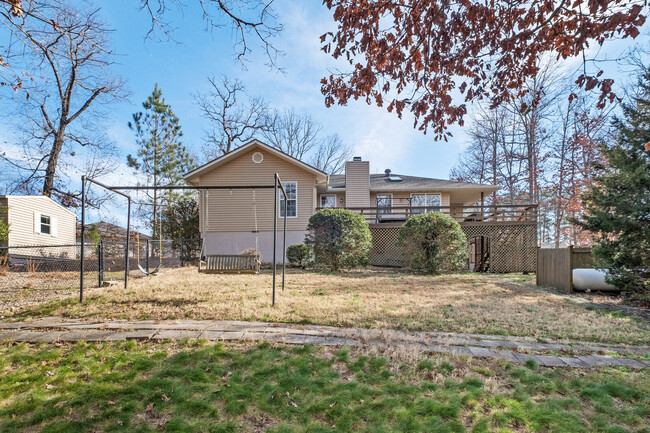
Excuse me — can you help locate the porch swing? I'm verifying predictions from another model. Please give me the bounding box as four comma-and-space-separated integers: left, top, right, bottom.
198, 188, 261, 274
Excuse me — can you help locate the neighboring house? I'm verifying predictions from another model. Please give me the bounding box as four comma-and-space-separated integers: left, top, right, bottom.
184, 140, 538, 272
0, 195, 77, 247
76, 221, 150, 243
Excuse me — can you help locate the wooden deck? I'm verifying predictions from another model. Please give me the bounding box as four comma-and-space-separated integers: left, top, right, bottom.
319, 204, 539, 272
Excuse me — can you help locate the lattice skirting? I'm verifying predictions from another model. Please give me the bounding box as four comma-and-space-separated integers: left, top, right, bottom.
369, 226, 402, 267
368, 224, 537, 272
461, 224, 537, 273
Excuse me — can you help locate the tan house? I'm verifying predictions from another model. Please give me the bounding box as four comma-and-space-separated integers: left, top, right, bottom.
0, 195, 77, 247
183, 139, 542, 272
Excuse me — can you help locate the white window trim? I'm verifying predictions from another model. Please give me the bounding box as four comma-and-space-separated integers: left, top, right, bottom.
279, 181, 298, 219
34, 212, 57, 237
320, 194, 337, 209
410, 193, 442, 212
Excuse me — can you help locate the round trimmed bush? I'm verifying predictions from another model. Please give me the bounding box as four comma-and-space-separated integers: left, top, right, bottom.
305, 209, 372, 271
398, 212, 468, 274
286, 243, 311, 268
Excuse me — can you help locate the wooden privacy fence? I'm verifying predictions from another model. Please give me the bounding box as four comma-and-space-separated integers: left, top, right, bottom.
536, 247, 593, 292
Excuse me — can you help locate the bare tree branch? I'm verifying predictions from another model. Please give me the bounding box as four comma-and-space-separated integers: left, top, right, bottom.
195, 74, 272, 158
0, 1, 125, 203
140, 0, 283, 68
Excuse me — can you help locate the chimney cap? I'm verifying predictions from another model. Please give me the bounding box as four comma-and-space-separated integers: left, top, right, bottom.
352, 156, 362, 161
384, 169, 391, 177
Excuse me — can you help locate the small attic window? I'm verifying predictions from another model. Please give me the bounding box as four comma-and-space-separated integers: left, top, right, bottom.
252, 152, 264, 164
387, 176, 402, 182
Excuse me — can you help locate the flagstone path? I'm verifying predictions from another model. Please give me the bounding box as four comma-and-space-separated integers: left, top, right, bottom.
1, 317, 649, 369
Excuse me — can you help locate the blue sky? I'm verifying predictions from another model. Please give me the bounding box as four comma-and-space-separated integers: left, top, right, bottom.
97, 1, 471, 179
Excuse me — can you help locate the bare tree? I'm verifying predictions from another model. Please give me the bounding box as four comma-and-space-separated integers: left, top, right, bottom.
139, 0, 283, 68
0, 1, 124, 204
506, 61, 562, 204
310, 134, 351, 174
450, 105, 525, 204
195, 75, 272, 159
263, 108, 321, 160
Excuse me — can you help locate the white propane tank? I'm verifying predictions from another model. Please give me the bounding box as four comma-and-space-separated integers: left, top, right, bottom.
572, 268, 618, 292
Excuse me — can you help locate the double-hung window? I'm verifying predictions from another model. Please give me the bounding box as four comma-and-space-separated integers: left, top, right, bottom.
376, 194, 392, 214
279, 182, 297, 217
40, 215, 51, 235
411, 193, 441, 214
320, 195, 336, 208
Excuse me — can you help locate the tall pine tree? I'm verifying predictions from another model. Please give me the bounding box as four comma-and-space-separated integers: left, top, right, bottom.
128, 84, 195, 236
575, 73, 650, 299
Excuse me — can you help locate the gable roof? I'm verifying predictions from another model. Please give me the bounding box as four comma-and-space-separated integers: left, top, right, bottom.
327, 174, 499, 192
184, 139, 328, 183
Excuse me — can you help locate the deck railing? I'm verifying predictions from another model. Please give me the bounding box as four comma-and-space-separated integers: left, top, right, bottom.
315, 204, 538, 225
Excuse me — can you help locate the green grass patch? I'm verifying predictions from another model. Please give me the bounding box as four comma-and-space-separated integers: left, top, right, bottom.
0, 341, 648, 432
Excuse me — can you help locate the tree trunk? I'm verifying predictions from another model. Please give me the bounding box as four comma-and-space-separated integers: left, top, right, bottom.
42, 128, 67, 197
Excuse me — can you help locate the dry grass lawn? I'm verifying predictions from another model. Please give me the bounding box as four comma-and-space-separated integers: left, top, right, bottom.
18, 267, 650, 344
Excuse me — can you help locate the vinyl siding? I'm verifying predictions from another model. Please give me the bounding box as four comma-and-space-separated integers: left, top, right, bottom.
198, 148, 318, 233
345, 161, 370, 207
5, 196, 77, 246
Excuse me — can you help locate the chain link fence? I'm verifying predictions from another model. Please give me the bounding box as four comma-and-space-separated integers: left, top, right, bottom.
101, 238, 201, 281
0, 244, 99, 316
0, 244, 99, 291
0, 239, 200, 315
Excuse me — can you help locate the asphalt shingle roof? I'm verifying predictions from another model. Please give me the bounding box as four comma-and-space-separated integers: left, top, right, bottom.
328, 174, 497, 191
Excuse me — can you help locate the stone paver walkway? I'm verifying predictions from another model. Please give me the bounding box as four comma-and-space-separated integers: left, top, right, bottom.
1, 317, 648, 369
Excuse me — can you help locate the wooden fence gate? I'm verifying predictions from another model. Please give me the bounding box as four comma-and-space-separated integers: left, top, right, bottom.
536, 247, 593, 292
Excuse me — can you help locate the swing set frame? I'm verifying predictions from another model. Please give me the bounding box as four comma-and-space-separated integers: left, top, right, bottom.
79, 174, 289, 306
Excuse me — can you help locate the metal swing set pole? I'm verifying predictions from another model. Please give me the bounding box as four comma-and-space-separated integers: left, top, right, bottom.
81, 176, 288, 307
272, 173, 288, 307
80, 177, 132, 303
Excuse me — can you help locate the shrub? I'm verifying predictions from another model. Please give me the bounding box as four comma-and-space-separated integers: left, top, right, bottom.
398, 212, 468, 274
305, 209, 371, 271
286, 243, 311, 267
0, 206, 8, 245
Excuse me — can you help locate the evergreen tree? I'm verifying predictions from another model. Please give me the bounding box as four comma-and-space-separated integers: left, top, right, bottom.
161, 197, 200, 262
128, 84, 195, 236
575, 73, 650, 298
0, 207, 9, 245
